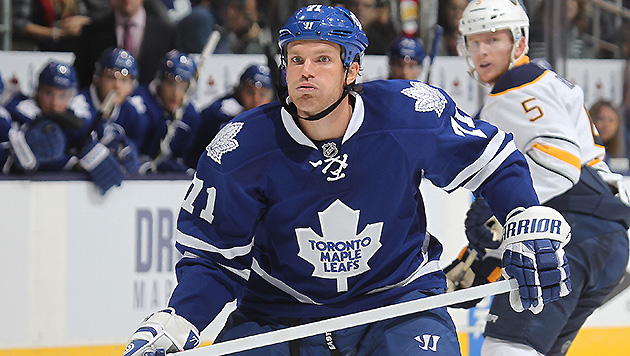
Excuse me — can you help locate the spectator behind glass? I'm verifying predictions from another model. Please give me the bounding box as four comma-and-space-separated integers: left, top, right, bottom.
176, 0, 260, 54
12, 0, 91, 51
528, 0, 607, 59
340, 0, 396, 54
387, 36, 426, 80
364, 0, 398, 55
73, 0, 180, 88
431, 0, 468, 56
185, 63, 273, 167
590, 100, 627, 160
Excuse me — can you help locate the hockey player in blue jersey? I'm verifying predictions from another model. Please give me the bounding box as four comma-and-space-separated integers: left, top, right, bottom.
453, 0, 630, 355
133, 50, 201, 173
185, 63, 274, 168
387, 36, 426, 80
69, 48, 147, 193
72, 47, 149, 153
4, 61, 86, 173
124, 5, 572, 355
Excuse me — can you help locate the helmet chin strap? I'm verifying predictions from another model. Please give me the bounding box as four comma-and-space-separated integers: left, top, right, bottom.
277, 69, 353, 122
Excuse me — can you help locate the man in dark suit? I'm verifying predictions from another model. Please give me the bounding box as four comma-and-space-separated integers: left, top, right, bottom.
73, 0, 180, 89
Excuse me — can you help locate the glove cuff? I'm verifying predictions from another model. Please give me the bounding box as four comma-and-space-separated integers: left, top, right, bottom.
501, 206, 571, 248
79, 142, 110, 171
8, 127, 37, 171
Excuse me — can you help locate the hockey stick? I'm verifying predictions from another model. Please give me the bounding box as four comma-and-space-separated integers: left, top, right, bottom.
78, 89, 117, 147
424, 24, 443, 85
179, 279, 518, 356
140, 30, 221, 173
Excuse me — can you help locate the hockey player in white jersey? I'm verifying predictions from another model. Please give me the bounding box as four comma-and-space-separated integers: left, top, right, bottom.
456, 0, 630, 355
124, 5, 572, 355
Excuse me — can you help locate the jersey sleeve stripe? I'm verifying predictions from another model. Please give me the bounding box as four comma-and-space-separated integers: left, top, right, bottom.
218, 263, 251, 281
531, 143, 581, 169
525, 151, 578, 184
176, 230, 254, 259
463, 140, 517, 192
251, 258, 322, 305
443, 130, 506, 192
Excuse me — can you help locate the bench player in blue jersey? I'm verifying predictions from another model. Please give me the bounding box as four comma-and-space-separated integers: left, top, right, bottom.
387, 36, 426, 81
124, 5, 573, 355
453, 0, 630, 355
133, 50, 201, 173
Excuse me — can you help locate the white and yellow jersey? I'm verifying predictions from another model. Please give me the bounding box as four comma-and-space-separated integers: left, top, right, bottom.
480, 57, 606, 203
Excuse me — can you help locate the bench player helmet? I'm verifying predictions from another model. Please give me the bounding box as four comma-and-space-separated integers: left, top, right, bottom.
94, 47, 139, 79
38, 61, 78, 90
239, 64, 273, 89
458, 0, 530, 80
387, 37, 427, 64
157, 50, 197, 83
278, 5, 369, 69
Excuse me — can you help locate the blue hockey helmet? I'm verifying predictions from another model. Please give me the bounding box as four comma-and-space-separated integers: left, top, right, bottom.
387, 37, 427, 64
278, 5, 369, 68
239, 64, 273, 89
38, 61, 78, 89
158, 50, 197, 82
94, 47, 138, 78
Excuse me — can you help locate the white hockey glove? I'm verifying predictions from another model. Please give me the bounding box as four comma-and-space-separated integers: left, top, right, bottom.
500, 206, 571, 314
123, 308, 200, 356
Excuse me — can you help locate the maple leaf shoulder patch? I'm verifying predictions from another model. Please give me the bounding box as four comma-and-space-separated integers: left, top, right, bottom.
206, 121, 244, 164
401, 81, 447, 117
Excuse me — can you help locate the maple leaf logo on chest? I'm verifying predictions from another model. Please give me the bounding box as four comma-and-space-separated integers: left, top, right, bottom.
296, 200, 383, 292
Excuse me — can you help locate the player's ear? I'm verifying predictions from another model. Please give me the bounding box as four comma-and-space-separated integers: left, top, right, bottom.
515, 36, 527, 58
346, 61, 360, 85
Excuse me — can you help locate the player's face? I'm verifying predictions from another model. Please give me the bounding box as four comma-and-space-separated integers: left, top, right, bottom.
466, 29, 515, 85
238, 83, 273, 111
36, 85, 73, 114
158, 77, 189, 113
95, 69, 135, 105
389, 58, 422, 80
285, 40, 356, 118
593, 105, 620, 143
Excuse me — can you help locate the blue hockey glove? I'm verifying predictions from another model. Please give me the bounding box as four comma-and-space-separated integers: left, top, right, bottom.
123, 308, 200, 356
465, 198, 502, 255
102, 124, 140, 175
79, 141, 123, 195
501, 206, 572, 314
8, 120, 66, 171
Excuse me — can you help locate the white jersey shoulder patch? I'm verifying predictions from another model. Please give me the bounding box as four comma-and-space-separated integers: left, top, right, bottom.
206, 121, 244, 164
401, 81, 446, 117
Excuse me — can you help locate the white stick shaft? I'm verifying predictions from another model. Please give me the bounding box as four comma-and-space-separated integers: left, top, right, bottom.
180, 279, 518, 356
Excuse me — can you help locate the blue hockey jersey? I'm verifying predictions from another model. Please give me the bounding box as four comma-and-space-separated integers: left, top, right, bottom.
132, 84, 200, 160
71, 87, 150, 149
186, 93, 243, 168
169, 80, 539, 331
